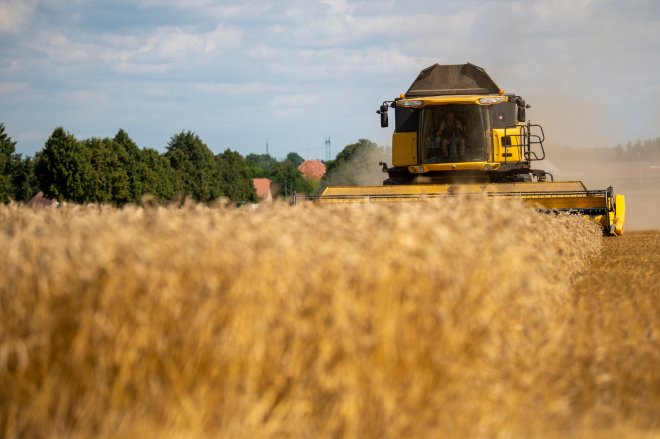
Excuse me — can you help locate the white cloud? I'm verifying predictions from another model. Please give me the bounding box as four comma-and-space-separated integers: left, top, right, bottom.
143, 86, 171, 97
533, 0, 601, 18
258, 6, 477, 61
70, 89, 109, 105
131, 0, 274, 19
0, 81, 29, 96
269, 93, 317, 117
117, 24, 243, 72
322, 0, 351, 16
0, 0, 38, 33
45, 32, 97, 62
19, 22, 243, 76
194, 82, 275, 95
322, 0, 354, 29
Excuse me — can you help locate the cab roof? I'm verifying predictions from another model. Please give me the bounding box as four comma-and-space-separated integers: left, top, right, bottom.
405, 63, 501, 98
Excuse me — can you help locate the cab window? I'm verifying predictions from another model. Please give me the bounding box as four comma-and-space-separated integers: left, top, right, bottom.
420, 105, 489, 163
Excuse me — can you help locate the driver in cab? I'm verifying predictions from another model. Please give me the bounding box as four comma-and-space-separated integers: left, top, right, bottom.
438, 112, 465, 160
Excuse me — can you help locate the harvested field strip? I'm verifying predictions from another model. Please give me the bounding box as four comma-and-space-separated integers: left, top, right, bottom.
563, 232, 660, 431
0, 200, 657, 438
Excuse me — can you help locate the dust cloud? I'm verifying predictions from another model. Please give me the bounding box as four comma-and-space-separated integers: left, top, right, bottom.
352, 146, 392, 186
507, 79, 659, 231
324, 145, 391, 187
543, 143, 660, 231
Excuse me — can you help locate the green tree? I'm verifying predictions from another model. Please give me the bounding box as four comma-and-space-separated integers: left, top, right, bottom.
11, 155, 39, 202
113, 129, 144, 202
165, 131, 222, 202
245, 153, 278, 178
140, 148, 178, 202
85, 137, 131, 204
35, 127, 92, 203
216, 149, 258, 203
0, 123, 17, 203
270, 161, 315, 198
285, 152, 305, 167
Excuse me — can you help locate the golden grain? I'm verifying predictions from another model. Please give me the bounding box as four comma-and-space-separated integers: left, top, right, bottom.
0, 199, 657, 438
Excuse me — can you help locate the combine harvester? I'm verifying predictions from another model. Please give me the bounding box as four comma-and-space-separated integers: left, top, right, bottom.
298, 63, 625, 235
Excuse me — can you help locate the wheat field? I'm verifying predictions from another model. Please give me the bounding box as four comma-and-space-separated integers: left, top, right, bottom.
0, 199, 658, 438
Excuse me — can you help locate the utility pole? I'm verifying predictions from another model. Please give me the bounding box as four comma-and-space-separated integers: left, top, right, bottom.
266, 138, 269, 156
325, 137, 331, 161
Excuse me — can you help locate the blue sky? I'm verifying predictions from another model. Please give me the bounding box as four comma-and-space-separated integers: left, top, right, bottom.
1, 0, 659, 160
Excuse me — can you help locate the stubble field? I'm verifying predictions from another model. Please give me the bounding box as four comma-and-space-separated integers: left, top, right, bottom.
0, 200, 658, 438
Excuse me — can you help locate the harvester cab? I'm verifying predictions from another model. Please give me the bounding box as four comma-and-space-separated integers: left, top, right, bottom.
377, 63, 547, 185
307, 63, 625, 235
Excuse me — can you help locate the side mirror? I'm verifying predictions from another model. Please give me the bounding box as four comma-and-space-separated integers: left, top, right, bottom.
378, 104, 389, 128
516, 99, 526, 122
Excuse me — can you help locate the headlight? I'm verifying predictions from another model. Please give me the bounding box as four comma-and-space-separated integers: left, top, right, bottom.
479, 96, 507, 104
398, 100, 424, 108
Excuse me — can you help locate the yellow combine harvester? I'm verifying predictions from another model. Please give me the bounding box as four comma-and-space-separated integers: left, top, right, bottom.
300, 63, 625, 235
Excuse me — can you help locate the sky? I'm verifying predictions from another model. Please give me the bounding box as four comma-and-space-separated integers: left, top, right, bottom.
1, 0, 659, 160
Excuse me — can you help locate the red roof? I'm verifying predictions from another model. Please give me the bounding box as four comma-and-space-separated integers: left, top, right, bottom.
252, 178, 272, 199
27, 191, 59, 207
298, 160, 326, 180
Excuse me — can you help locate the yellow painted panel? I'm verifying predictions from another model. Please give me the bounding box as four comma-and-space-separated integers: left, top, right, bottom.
493, 127, 523, 163
392, 132, 417, 167
322, 184, 451, 196
614, 194, 625, 235
321, 181, 590, 197
523, 196, 607, 210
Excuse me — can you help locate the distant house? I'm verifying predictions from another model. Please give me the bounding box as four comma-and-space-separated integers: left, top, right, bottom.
27, 192, 60, 208
252, 178, 273, 203
298, 160, 326, 181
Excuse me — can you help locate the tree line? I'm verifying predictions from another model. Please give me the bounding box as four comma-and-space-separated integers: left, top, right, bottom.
1, 123, 379, 205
